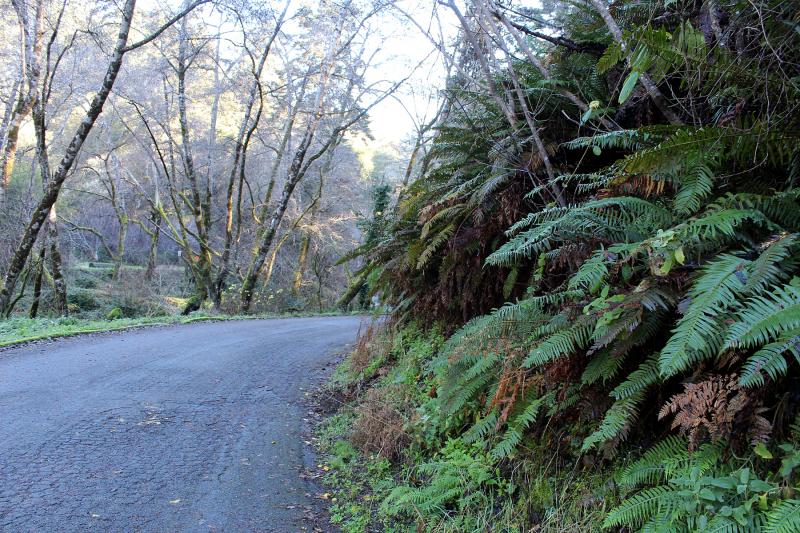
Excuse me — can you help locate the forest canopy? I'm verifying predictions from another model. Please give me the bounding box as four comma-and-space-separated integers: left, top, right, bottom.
0, 0, 426, 319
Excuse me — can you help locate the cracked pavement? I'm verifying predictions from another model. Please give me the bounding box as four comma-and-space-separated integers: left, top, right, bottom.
0, 316, 363, 532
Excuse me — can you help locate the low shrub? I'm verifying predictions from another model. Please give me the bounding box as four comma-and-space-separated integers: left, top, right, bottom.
350, 386, 410, 461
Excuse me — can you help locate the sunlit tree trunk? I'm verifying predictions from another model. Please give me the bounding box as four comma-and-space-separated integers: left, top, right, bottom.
0, 0, 206, 315
175, 14, 214, 307
213, 1, 289, 307
1, 0, 44, 206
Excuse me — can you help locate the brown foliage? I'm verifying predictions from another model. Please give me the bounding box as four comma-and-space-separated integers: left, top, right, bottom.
659, 374, 772, 450
350, 387, 410, 461
349, 322, 391, 376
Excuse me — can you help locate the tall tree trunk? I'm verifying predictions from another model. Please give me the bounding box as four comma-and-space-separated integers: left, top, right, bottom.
240, 22, 344, 312
47, 210, 67, 314
292, 233, 311, 295
1, 0, 44, 206
111, 213, 127, 281
176, 16, 214, 306
292, 136, 337, 296
28, 247, 44, 318
213, 3, 288, 307
0, 79, 21, 161
32, 84, 68, 314
0, 0, 136, 315
144, 204, 161, 282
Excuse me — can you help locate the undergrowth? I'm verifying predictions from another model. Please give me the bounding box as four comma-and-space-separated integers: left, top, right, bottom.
328, 0, 800, 530
317, 322, 800, 531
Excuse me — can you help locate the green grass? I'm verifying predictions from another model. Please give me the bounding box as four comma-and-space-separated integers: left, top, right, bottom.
0, 310, 362, 348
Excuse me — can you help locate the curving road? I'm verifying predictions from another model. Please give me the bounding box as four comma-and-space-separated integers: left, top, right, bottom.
0, 316, 363, 532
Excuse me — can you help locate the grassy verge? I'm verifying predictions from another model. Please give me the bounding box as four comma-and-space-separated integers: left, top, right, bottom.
312, 321, 615, 532
0, 310, 360, 348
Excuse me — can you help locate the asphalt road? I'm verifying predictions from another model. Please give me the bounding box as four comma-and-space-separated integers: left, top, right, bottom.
0, 316, 364, 532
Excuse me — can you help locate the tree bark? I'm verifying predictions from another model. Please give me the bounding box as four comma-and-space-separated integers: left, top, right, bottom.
0, 0, 136, 315
0, 79, 21, 163
1, 0, 44, 206
28, 248, 44, 318
175, 15, 214, 306
47, 211, 67, 314
239, 19, 346, 312
489, 4, 615, 130
213, 2, 288, 307
144, 202, 161, 282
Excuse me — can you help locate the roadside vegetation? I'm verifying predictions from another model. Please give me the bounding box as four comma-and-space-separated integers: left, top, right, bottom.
317, 0, 800, 531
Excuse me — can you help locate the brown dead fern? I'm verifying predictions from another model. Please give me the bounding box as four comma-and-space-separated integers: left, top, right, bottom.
659, 374, 772, 450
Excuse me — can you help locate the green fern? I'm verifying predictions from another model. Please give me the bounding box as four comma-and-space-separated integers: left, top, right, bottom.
490, 392, 555, 459
674, 162, 714, 216
725, 283, 800, 350
659, 254, 750, 377
582, 391, 644, 452
602, 486, 676, 529
617, 435, 689, 488
765, 499, 800, 533
739, 329, 800, 387
525, 319, 595, 368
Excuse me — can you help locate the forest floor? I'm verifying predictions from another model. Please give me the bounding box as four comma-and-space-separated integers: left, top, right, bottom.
0, 316, 365, 532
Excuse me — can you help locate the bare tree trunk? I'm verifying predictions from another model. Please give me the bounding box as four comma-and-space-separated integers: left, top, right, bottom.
1, 0, 44, 206
292, 137, 337, 296
213, 2, 288, 307
47, 210, 67, 314
450, 0, 566, 207
240, 21, 345, 312
256, 75, 307, 220
144, 203, 161, 282
32, 79, 68, 314
28, 247, 44, 318
175, 15, 214, 307
488, 3, 615, 130
0, 79, 21, 160
111, 214, 127, 281
292, 234, 311, 294
0, 0, 135, 315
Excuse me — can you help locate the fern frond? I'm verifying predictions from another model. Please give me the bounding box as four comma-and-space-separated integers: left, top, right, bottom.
463, 409, 499, 444
724, 283, 800, 350
739, 329, 800, 387
674, 162, 714, 216
659, 254, 749, 377
416, 223, 455, 270
525, 319, 595, 368
491, 392, 555, 459
582, 391, 644, 451
602, 486, 675, 529
765, 499, 800, 533
581, 349, 625, 385
612, 354, 659, 400
618, 435, 689, 488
